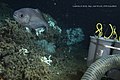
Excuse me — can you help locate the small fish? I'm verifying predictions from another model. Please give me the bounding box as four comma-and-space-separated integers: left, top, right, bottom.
13, 8, 49, 31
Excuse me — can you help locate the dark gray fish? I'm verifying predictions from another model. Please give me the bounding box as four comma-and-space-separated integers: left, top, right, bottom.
13, 8, 49, 30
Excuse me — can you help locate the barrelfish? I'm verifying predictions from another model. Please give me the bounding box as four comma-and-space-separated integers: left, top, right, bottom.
13, 8, 49, 35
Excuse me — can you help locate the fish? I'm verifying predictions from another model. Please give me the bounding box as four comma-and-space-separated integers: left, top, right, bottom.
13, 8, 49, 31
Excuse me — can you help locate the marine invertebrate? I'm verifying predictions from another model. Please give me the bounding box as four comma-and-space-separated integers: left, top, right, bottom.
19, 47, 29, 55
66, 28, 84, 45
3, 18, 36, 44
3, 50, 51, 80
35, 27, 45, 36
43, 13, 62, 34
36, 39, 56, 53
41, 55, 52, 66
0, 18, 52, 80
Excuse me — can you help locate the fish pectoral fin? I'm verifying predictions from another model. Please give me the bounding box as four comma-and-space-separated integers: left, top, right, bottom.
24, 15, 30, 24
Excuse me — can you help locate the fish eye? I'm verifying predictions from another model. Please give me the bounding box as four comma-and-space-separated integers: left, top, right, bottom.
20, 14, 24, 18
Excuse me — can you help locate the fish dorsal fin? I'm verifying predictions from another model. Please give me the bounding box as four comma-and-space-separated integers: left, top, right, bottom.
34, 9, 40, 13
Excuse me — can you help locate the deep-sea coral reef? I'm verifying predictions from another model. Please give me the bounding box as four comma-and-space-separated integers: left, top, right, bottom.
4, 50, 51, 80
0, 19, 52, 80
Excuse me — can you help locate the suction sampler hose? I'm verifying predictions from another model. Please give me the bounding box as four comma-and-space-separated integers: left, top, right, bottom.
81, 54, 120, 80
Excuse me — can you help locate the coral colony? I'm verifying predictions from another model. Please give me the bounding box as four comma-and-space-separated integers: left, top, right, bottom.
0, 6, 85, 80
